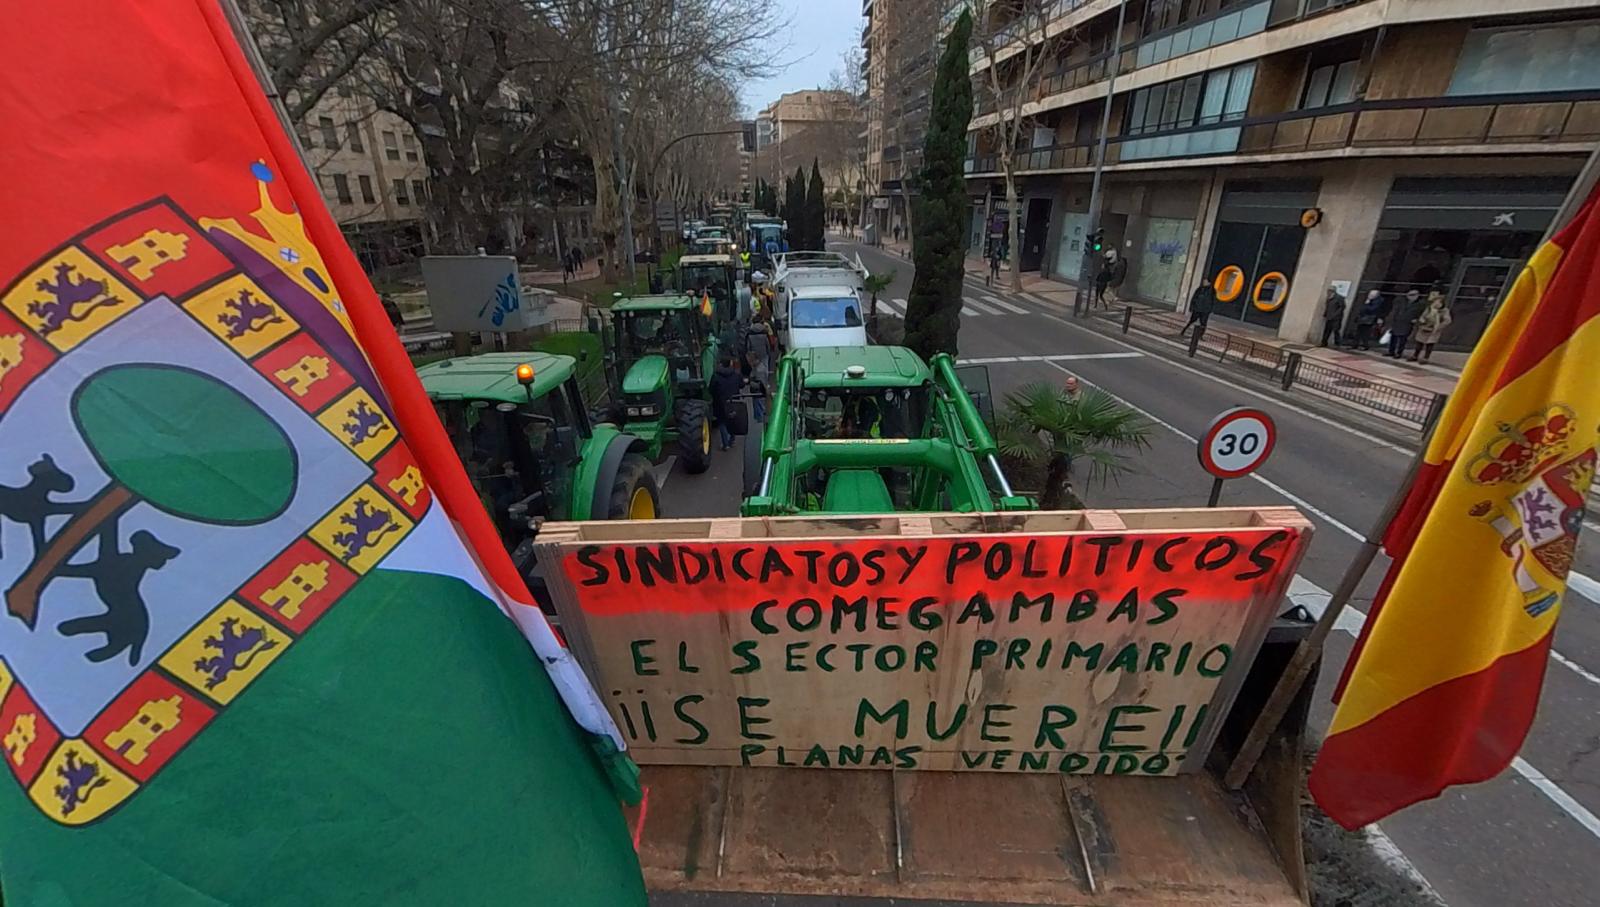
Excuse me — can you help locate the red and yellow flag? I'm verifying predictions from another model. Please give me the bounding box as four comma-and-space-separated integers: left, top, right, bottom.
700, 290, 714, 317
1309, 187, 1600, 828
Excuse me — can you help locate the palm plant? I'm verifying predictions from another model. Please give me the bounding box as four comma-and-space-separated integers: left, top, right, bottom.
996, 382, 1152, 510
864, 269, 896, 318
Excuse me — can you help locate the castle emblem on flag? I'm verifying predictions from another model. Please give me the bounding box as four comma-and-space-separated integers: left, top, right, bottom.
0, 172, 431, 825
1467, 406, 1597, 616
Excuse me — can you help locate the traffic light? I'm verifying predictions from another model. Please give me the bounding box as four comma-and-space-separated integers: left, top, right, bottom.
1088, 229, 1105, 254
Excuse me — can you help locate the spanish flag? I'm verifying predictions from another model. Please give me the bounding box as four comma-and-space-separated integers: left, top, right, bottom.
1309, 186, 1600, 828
701, 290, 714, 317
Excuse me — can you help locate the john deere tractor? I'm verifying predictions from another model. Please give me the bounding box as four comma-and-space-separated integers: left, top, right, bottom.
674, 252, 750, 319
419, 351, 660, 587
605, 294, 727, 473
742, 345, 1033, 515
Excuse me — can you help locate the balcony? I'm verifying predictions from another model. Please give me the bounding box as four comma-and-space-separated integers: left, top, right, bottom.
965, 90, 1600, 175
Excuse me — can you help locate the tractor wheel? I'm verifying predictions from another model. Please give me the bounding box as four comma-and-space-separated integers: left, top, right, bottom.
606, 453, 660, 520
676, 398, 713, 474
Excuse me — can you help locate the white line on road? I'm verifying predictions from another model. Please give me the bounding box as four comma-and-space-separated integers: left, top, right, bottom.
1292, 571, 1600, 846
884, 297, 906, 314
1037, 358, 1600, 689
962, 297, 1003, 316
983, 295, 1031, 315
962, 352, 1143, 365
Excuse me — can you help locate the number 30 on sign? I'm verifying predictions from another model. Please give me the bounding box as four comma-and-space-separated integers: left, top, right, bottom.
1199, 407, 1277, 479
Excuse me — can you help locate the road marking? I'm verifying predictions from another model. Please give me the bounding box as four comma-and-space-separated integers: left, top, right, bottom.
1037, 358, 1600, 688
984, 295, 1031, 315
1034, 310, 1416, 456
1293, 571, 1600, 845
882, 297, 906, 314
1364, 826, 1446, 905
962, 297, 1003, 316
961, 352, 1143, 365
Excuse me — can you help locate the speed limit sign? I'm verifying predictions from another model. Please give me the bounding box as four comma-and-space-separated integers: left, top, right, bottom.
1199, 407, 1277, 479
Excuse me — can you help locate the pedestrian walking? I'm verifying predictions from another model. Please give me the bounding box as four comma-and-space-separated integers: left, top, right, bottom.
1063, 375, 1080, 399
1388, 288, 1424, 358
746, 310, 773, 422
710, 355, 744, 451
1354, 289, 1384, 350
987, 242, 1002, 286
1320, 285, 1346, 347
1408, 290, 1452, 362
1094, 252, 1116, 308
1180, 277, 1216, 338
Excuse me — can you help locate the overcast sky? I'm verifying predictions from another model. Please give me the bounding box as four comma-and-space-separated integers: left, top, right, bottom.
738, 0, 862, 113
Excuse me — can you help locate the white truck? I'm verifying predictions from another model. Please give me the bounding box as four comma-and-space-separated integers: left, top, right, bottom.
769, 251, 872, 350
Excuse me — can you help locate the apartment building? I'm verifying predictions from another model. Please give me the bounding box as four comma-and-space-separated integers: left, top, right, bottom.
864, 0, 947, 234
294, 92, 430, 270
966, 0, 1600, 350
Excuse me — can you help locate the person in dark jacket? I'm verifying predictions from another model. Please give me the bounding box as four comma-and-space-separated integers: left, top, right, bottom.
381, 296, 404, 332
1388, 288, 1424, 358
1354, 289, 1384, 350
1180, 278, 1216, 338
1320, 285, 1346, 347
710, 356, 745, 451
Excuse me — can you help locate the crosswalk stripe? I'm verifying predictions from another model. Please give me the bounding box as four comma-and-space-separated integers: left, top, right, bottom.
963, 297, 1002, 316
885, 297, 906, 314
983, 295, 1030, 315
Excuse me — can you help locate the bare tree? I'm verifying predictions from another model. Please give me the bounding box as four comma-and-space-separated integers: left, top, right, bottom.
971, 0, 1073, 291
248, 0, 398, 120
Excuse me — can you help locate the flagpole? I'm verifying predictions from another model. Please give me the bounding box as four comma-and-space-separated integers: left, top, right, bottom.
216, 0, 316, 171
1224, 145, 1600, 791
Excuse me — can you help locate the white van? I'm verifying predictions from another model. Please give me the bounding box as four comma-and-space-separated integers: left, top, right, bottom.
769, 252, 872, 350
786, 287, 868, 349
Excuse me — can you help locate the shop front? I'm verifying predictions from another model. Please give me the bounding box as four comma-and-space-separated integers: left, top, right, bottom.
1355, 176, 1570, 351
1200, 180, 1320, 330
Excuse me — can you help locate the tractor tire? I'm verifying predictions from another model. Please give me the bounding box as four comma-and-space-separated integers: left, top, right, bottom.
742, 427, 764, 498
605, 453, 661, 520
676, 398, 713, 474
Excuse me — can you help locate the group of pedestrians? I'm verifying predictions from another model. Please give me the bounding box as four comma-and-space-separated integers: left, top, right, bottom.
1334, 285, 1453, 362
709, 274, 777, 451
559, 245, 587, 283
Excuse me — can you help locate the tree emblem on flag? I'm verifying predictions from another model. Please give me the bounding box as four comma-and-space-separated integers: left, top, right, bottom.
1466, 406, 1597, 616
0, 189, 430, 825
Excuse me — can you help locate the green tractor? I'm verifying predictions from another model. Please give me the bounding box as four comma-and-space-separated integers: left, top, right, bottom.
419, 351, 660, 584
604, 294, 729, 474
742, 345, 1033, 515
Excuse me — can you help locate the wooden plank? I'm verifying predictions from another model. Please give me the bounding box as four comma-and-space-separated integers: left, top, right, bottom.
534, 508, 1312, 779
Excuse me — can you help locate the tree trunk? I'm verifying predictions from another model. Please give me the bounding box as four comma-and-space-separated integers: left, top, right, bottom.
1039, 454, 1073, 511
1006, 165, 1023, 293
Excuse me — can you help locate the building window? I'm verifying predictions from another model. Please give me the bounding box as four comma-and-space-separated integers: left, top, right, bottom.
330, 174, 352, 204
412, 179, 427, 203
402, 133, 419, 162
1448, 23, 1600, 96
1301, 59, 1358, 108
319, 116, 338, 149
358, 174, 376, 204
383, 130, 400, 161
393, 178, 410, 206
297, 120, 314, 148
1120, 62, 1256, 161
347, 123, 364, 153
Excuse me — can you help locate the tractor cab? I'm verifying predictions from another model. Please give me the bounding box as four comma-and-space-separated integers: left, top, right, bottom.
419, 351, 660, 587
742, 345, 1032, 516
605, 295, 723, 473
673, 253, 747, 325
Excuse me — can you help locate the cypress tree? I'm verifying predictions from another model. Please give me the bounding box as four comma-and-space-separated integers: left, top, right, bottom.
904, 9, 973, 361
806, 160, 825, 249
789, 166, 808, 248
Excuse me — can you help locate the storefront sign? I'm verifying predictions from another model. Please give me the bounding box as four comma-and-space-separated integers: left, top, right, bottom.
538, 516, 1311, 775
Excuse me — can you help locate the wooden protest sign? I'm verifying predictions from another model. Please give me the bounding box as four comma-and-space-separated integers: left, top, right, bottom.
535, 508, 1310, 776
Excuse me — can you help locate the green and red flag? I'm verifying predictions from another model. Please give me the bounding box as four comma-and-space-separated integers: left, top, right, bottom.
1310, 183, 1600, 827
0, 2, 645, 902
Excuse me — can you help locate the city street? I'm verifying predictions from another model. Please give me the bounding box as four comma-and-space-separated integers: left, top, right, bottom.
653, 238, 1600, 907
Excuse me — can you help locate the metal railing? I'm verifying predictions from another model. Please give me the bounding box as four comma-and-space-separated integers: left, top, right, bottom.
1076, 301, 1445, 430
967, 89, 1600, 175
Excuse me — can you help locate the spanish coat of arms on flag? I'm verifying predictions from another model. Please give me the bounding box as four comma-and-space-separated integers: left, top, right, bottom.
0, 2, 645, 903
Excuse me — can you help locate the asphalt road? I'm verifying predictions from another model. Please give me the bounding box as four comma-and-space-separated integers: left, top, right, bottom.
651, 238, 1600, 906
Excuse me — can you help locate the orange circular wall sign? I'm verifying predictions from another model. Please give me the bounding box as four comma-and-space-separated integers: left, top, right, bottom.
1214, 265, 1245, 302
1253, 271, 1289, 311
